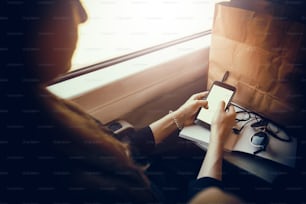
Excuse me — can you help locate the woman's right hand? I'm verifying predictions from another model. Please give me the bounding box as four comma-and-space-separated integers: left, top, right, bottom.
210, 101, 236, 146
196, 101, 236, 180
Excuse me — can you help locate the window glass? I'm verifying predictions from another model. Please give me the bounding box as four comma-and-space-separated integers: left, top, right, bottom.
71, 0, 222, 71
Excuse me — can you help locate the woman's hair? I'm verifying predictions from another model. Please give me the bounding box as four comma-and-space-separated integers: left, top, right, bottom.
1, 2, 154, 202
43, 94, 152, 196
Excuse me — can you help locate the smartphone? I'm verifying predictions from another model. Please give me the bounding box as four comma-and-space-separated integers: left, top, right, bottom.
196, 81, 236, 128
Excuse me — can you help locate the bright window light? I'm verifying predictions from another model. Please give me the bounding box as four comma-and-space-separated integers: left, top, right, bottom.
71, 0, 221, 70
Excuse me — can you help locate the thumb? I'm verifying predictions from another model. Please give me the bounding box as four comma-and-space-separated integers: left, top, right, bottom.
197, 100, 208, 109
217, 101, 226, 111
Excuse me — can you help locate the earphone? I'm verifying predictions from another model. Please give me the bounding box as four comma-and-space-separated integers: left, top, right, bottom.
250, 131, 269, 155
232, 104, 292, 155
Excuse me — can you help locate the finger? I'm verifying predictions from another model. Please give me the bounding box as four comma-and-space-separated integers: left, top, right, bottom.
228, 105, 237, 119
227, 105, 237, 126
196, 100, 208, 109
193, 91, 209, 100
228, 105, 235, 114
217, 101, 226, 111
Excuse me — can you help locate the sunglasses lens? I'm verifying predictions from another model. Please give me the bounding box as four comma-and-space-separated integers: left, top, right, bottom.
236, 111, 250, 121
267, 123, 279, 133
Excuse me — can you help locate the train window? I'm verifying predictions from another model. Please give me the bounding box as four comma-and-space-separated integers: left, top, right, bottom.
70, 0, 224, 71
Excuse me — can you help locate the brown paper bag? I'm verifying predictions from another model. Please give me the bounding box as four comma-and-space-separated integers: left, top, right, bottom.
208, 1, 306, 127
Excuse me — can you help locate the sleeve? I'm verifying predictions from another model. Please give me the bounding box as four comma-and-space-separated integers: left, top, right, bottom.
92, 114, 156, 158
187, 177, 224, 200
124, 126, 156, 164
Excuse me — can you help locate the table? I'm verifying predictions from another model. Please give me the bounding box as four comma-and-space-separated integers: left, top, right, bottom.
179, 103, 298, 183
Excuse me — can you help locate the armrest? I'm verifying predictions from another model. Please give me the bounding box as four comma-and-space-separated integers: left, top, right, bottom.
106, 119, 135, 137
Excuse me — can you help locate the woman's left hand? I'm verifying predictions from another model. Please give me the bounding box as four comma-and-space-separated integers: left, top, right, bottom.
150, 91, 208, 144
174, 91, 209, 127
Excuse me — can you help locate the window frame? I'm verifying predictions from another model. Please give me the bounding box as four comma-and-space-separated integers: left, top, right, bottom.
48, 30, 211, 85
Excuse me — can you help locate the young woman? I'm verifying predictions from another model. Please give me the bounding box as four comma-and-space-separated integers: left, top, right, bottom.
1, 1, 240, 203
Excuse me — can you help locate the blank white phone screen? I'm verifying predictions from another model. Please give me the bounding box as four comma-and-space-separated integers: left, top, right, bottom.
197, 85, 234, 125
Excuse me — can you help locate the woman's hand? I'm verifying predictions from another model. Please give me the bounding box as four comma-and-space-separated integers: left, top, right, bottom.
173, 92, 209, 127
150, 91, 208, 144
210, 101, 236, 146
197, 101, 236, 180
